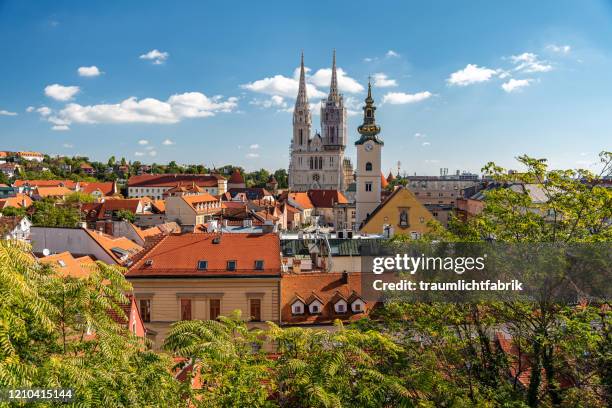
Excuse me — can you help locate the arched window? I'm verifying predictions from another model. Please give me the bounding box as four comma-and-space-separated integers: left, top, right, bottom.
366, 109, 372, 118
299, 129, 303, 145
319, 157, 323, 169
309, 157, 313, 169
365, 162, 373, 171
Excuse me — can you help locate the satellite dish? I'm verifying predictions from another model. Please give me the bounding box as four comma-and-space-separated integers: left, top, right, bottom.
42, 248, 50, 256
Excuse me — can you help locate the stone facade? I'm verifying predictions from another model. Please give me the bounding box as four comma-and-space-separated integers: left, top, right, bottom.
288, 51, 347, 192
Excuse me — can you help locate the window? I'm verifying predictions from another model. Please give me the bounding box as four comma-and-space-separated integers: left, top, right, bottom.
311, 304, 319, 313
254, 260, 264, 270
353, 303, 362, 312
250, 299, 261, 321
292, 302, 304, 315
365, 162, 372, 171
180, 299, 192, 321
365, 182, 372, 192
197, 260, 208, 270
139, 299, 151, 322
210, 299, 221, 320
227, 260, 237, 271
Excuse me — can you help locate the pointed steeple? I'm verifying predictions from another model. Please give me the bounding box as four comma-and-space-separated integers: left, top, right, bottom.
295, 51, 309, 108
356, 78, 383, 145
328, 49, 339, 102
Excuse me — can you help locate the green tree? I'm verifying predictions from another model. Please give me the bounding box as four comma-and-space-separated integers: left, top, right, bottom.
31, 199, 81, 228
115, 209, 136, 223
273, 169, 288, 189
0, 240, 184, 406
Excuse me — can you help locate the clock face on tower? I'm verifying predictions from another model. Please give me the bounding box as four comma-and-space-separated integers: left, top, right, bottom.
364, 142, 373, 151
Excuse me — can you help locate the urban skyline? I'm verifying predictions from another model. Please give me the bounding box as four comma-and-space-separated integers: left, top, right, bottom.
0, 0, 611, 175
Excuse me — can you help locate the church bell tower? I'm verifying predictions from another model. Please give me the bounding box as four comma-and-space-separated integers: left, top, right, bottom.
355, 80, 384, 227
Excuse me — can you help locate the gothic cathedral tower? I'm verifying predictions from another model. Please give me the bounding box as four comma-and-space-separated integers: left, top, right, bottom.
288, 51, 347, 192
355, 80, 383, 227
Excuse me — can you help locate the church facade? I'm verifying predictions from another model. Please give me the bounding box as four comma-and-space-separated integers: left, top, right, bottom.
288, 51, 351, 192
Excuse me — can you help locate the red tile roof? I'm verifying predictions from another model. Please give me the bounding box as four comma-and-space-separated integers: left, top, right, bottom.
80, 181, 116, 196
84, 229, 143, 264
228, 169, 245, 184
127, 174, 224, 188
34, 186, 73, 198
39, 251, 96, 278
0, 193, 33, 209
14, 179, 78, 189
381, 173, 389, 189
126, 233, 281, 278
287, 192, 314, 209
281, 272, 371, 325
307, 189, 348, 208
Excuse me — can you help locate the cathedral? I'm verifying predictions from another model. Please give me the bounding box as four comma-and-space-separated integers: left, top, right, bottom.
288, 51, 353, 192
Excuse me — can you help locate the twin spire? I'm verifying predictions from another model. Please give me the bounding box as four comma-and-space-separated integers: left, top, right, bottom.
294, 50, 340, 110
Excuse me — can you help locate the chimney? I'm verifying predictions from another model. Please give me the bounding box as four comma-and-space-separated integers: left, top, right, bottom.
262, 220, 274, 234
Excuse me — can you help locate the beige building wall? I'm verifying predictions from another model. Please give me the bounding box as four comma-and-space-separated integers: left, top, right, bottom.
164, 196, 197, 225
129, 277, 280, 348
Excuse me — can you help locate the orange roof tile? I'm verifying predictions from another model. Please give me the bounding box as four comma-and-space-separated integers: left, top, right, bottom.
84, 229, 143, 263
307, 189, 348, 208
228, 169, 245, 184
14, 179, 78, 189
0, 193, 32, 209
80, 181, 115, 196
127, 233, 281, 278
281, 272, 371, 325
39, 251, 96, 279
127, 174, 224, 188
35, 186, 73, 198
381, 172, 389, 189
287, 192, 314, 209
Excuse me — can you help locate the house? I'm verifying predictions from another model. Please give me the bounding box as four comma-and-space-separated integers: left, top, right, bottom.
165, 192, 222, 228
307, 189, 348, 226
0, 193, 32, 210
359, 186, 434, 238
13, 179, 78, 194
0, 151, 8, 164
32, 186, 74, 200
227, 168, 246, 189
39, 252, 146, 337
79, 163, 95, 175
281, 272, 372, 326
224, 187, 275, 203
30, 227, 143, 265
108, 220, 180, 246
333, 202, 356, 231
162, 182, 204, 198
16, 151, 44, 162
0, 163, 19, 178
283, 192, 314, 226
127, 174, 227, 199
80, 181, 117, 198
0, 216, 31, 241
125, 233, 282, 347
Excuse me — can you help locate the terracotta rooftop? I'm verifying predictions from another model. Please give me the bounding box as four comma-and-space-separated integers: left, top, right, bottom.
0, 193, 33, 209
281, 272, 372, 325
286, 192, 314, 209
80, 181, 116, 196
127, 174, 225, 188
39, 251, 96, 279
381, 173, 389, 189
14, 179, 78, 189
126, 233, 281, 278
307, 189, 348, 208
84, 229, 143, 264
34, 186, 73, 198
228, 168, 245, 184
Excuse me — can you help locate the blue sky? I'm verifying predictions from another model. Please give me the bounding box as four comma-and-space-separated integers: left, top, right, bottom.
0, 0, 611, 175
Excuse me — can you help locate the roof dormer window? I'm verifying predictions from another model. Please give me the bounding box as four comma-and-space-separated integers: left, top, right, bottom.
254, 260, 264, 270
197, 260, 208, 270
227, 260, 237, 271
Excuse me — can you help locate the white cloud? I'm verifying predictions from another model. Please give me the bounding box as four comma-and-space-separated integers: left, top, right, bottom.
249, 144, 259, 149
250, 95, 288, 109
37, 106, 52, 116
78, 66, 101, 77
510, 53, 552, 73
148, 150, 157, 157
363, 57, 374, 62
382, 91, 432, 104
447, 64, 498, 86
309, 67, 364, 94
372, 73, 397, 88
52, 125, 69, 131
139, 49, 169, 65
134, 152, 145, 157
138, 139, 149, 145
242, 74, 325, 99
501, 78, 532, 93
386, 50, 400, 58
45, 84, 80, 101
162, 139, 174, 145
546, 44, 571, 54
0, 110, 17, 116
62, 143, 74, 148
414, 132, 426, 138
40, 92, 237, 129
246, 152, 259, 158
26, 106, 35, 113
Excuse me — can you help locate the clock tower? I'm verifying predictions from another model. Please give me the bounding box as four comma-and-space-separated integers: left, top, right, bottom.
355, 80, 384, 228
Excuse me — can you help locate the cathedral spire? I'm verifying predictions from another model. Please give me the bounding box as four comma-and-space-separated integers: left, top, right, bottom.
328, 49, 339, 101
295, 51, 309, 108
